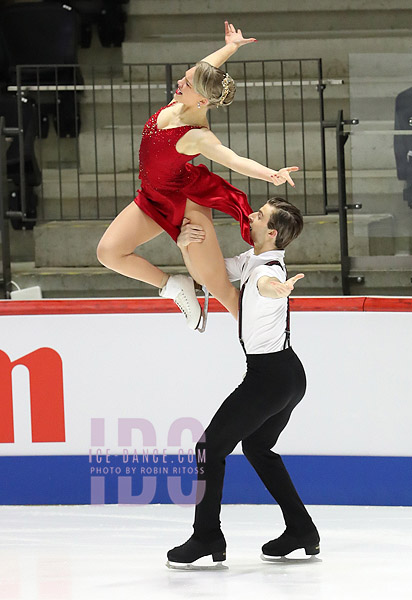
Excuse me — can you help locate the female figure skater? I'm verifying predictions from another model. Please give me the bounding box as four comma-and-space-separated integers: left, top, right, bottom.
97, 21, 298, 330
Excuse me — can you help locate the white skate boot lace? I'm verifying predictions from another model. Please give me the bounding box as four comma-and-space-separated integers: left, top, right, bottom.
174, 291, 190, 318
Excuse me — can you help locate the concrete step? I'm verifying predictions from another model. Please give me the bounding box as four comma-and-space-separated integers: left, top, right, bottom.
34, 109, 402, 176
33, 167, 412, 233
73, 120, 405, 174
34, 135, 79, 170
31, 70, 409, 172
122, 36, 412, 79
38, 166, 336, 204
32, 213, 396, 269
37, 167, 335, 202
127, 20, 412, 45
348, 256, 412, 295
126, 1, 412, 38
0, 227, 35, 263
34, 75, 408, 138
34, 91, 343, 173
36, 170, 137, 220
9, 261, 344, 298
75, 82, 346, 130
10, 262, 185, 298
128, 0, 412, 16
10, 259, 412, 298
77, 29, 122, 71
35, 166, 406, 201
124, 0, 412, 80
33, 218, 251, 268
33, 76, 346, 170
75, 121, 332, 173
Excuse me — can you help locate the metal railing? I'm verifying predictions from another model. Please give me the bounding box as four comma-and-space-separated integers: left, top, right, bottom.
0, 117, 12, 299
322, 111, 360, 294
4, 60, 343, 224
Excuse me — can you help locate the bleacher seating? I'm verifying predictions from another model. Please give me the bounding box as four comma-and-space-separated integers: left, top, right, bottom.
47, 0, 129, 48
0, 33, 7, 94
0, 93, 41, 229
0, 2, 83, 138
0, 3, 82, 86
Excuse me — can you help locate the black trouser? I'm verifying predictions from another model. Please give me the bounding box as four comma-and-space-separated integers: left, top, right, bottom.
193, 347, 315, 541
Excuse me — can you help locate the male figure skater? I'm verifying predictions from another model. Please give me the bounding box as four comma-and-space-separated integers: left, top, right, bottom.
167, 197, 320, 569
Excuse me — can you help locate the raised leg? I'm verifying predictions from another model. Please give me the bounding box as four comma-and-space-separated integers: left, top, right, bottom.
98, 201, 203, 329
184, 201, 239, 319
96, 201, 167, 288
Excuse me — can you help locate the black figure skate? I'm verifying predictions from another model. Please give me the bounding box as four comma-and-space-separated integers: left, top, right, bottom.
166, 535, 227, 570
261, 529, 320, 560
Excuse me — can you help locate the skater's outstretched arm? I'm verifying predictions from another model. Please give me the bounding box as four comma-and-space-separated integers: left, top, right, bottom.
179, 128, 298, 187
200, 21, 256, 68
258, 273, 305, 299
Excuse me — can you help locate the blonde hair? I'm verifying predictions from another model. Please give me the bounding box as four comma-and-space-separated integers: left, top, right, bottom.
193, 61, 236, 109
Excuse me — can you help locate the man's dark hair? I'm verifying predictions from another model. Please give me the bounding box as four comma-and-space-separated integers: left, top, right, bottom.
266, 197, 304, 249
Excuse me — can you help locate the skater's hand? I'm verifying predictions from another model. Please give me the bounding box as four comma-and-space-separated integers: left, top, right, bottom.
177, 218, 206, 249
225, 21, 257, 47
258, 273, 305, 299
271, 166, 299, 188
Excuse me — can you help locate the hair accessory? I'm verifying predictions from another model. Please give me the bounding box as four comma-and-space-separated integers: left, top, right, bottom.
218, 73, 231, 106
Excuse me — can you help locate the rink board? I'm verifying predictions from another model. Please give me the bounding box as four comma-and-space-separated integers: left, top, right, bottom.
0, 297, 411, 506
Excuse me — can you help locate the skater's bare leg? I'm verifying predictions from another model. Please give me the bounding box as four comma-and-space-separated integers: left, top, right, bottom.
98, 201, 202, 329
184, 201, 239, 319
180, 202, 213, 287
97, 202, 167, 288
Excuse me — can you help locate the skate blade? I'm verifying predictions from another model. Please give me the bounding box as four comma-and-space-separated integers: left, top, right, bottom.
166, 559, 227, 571
260, 552, 321, 563
261, 553, 287, 562
196, 286, 209, 334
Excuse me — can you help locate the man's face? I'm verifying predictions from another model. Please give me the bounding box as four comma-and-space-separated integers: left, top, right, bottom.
249, 203, 276, 246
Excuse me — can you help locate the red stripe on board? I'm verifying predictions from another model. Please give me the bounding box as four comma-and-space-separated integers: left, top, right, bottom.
0, 298, 224, 316
0, 296, 411, 316
364, 297, 412, 312
290, 297, 367, 312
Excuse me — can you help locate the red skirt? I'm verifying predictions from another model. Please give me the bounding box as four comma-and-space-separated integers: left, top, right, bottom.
134, 163, 253, 245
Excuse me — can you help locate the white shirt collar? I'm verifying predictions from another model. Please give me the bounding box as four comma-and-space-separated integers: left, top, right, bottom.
249, 248, 285, 264
241, 248, 285, 280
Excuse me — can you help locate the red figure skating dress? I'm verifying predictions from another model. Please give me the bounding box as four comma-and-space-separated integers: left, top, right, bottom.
134, 103, 253, 245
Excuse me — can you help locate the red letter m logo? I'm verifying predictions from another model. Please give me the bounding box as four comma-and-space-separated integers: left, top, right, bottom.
0, 348, 65, 443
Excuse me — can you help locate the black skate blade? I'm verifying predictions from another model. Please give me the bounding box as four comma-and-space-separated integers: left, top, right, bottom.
196, 286, 209, 334
166, 559, 227, 571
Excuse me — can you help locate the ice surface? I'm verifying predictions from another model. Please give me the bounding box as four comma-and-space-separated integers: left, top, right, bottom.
0, 504, 411, 600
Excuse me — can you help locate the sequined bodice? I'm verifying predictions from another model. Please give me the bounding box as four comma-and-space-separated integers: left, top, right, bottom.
138, 104, 203, 190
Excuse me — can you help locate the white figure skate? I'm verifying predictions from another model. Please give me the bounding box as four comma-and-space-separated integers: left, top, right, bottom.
160, 274, 205, 331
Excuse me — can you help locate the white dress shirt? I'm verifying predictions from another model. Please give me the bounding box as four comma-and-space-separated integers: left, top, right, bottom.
225, 248, 288, 354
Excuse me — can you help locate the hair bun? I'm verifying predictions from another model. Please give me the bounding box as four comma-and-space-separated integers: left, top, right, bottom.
193, 62, 236, 109
218, 73, 232, 106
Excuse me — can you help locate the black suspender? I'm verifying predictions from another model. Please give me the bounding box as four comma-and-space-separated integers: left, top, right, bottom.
238, 260, 290, 354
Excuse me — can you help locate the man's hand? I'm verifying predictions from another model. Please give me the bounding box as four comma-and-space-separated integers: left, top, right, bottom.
224, 21, 256, 47
177, 217, 205, 249
258, 273, 305, 299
